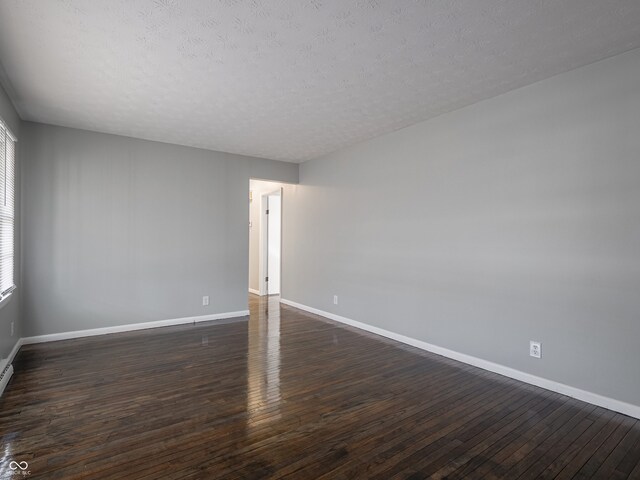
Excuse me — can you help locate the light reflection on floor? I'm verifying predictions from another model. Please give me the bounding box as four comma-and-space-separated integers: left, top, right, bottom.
247, 294, 282, 431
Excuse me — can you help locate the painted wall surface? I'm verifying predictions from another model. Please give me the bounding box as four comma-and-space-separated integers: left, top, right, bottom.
0, 80, 20, 360
282, 48, 640, 406
0, 80, 19, 137
248, 180, 284, 293
21, 123, 297, 336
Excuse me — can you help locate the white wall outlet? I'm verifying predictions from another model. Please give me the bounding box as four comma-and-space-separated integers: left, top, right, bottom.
530, 341, 541, 358
202, 296, 210, 306
10, 321, 14, 337
333, 295, 338, 305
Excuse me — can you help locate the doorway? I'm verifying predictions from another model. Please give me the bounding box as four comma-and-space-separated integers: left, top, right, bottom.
249, 179, 283, 296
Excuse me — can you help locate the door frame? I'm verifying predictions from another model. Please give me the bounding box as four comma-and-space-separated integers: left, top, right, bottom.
258, 188, 282, 296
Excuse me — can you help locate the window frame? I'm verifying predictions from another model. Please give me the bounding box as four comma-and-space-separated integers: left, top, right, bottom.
0, 117, 16, 306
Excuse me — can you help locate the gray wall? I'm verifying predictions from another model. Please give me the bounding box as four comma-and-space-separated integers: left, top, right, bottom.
0, 79, 21, 360
21, 123, 297, 336
282, 48, 640, 406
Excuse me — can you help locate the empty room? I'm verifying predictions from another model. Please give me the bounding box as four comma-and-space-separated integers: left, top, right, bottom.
1, 0, 640, 478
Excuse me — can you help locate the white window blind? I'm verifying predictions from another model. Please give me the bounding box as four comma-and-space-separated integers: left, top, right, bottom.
0, 119, 16, 300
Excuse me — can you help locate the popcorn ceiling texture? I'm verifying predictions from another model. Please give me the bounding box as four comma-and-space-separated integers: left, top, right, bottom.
0, 0, 639, 162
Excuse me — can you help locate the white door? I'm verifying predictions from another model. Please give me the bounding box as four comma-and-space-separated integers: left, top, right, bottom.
267, 194, 281, 295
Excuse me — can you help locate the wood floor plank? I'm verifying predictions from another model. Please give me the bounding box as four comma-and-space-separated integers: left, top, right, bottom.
403, 391, 556, 479
571, 416, 637, 480
444, 392, 569, 479
591, 422, 640, 479
611, 425, 640, 479
534, 407, 616, 479
0, 294, 638, 479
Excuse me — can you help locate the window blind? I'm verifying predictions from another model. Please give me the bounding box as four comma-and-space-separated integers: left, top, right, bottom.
0, 119, 16, 300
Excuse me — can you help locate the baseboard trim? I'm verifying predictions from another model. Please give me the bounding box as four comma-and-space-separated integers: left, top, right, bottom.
193, 310, 249, 323
248, 288, 260, 295
7, 338, 23, 365
0, 338, 23, 397
0, 364, 14, 397
22, 310, 250, 345
280, 298, 640, 420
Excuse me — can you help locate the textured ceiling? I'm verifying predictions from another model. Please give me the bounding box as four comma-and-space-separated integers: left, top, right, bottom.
0, 1, 639, 162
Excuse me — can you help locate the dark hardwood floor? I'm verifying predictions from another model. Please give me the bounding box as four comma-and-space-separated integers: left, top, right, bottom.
1, 294, 639, 479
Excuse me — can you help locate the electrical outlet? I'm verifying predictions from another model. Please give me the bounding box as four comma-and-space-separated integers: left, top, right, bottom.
202, 296, 209, 306
530, 341, 541, 358
333, 295, 338, 305
11, 321, 14, 337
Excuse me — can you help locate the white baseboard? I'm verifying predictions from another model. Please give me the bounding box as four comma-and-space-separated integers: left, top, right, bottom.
193, 310, 249, 323
0, 338, 23, 396
22, 310, 250, 345
0, 338, 23, 375
280, 298, 640, 420
7, 338, 23, 365
0, 364, 14, 397
248, 288, 260, 295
